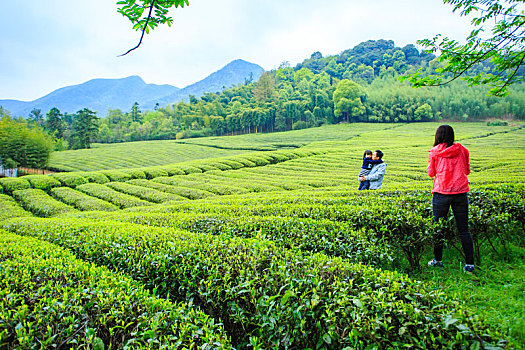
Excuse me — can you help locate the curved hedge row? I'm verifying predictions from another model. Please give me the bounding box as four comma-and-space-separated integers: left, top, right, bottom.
106, 182, 187, 203
71, 211, 392, 266
2, 217, 502, 349
50, 187, 119, 212
0, 194, 32, 222
76, 183, 152, 209
0, 231, 232, 349
127, 179, 213, 200
12, 188, 77, 217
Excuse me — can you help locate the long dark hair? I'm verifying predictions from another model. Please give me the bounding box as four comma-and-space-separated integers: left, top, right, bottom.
434, 125, 455, 147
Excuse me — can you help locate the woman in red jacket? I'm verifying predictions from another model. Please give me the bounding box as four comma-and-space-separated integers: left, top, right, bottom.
427, 125, 475, 273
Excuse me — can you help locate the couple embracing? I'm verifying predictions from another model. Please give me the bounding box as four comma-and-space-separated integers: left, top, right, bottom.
357, 149, 386, 190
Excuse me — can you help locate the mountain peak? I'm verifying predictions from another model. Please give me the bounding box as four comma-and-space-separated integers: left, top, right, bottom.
0, 60, 264, 117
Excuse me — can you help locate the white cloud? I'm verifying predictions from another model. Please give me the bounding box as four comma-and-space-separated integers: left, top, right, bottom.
0, 0, 475, 102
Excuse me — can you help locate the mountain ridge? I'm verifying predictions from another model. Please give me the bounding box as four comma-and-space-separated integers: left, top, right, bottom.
0, 59, 264, 117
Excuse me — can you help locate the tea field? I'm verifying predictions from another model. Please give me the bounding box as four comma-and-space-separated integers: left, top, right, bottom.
1, 122, 524, 349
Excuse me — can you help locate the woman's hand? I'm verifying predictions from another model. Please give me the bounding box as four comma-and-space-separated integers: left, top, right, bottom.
359, 176, 366, 182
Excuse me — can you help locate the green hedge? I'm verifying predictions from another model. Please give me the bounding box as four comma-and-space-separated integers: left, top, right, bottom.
101, 170, 133, 182
12, 189, 77, 217
106, 182, 185, 203
76, 183, 152, 209
2, 218, 501, 349
0, 177, 31, 195
50, 187, 119, 212
0, 194, 32, 221
51, 172, 88, 187
75, 211, 392, 266
127, 179, 211, 200
153, 177, 248, 196
24, 175, 62, 191
0, 231, 232, 349
141, 167, 169, 179
82, 172, 110, 184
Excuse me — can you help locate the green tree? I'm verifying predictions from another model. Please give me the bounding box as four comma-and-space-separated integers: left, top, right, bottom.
73, 108, 99, 149
254, 72, 276, 104
129, 102, 143, 123
28, 108, 44, 128
0, 117, 54, 169
405, 0, 525, 96
333, 79, 367, 122
45, 107, 65, 139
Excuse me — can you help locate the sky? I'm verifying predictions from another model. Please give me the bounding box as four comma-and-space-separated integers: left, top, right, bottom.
0, 0, 475, 102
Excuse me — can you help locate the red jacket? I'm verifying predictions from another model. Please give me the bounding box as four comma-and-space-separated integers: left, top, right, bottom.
427, 143, 470, 194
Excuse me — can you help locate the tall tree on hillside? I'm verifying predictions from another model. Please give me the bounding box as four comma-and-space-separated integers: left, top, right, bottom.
333, 79, 367, 122
405, 0, 525, 96
73, 108, 99, 149
254, 72, 276, 104
28, 108, 44, 128
45, 107, 65, 139
130, 102, 143, 123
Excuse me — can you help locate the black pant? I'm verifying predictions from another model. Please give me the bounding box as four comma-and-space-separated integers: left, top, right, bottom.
358, 180, 370, 190
432, 192, 475, 265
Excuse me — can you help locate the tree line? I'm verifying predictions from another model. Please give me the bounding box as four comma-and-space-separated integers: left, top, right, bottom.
2, 40, 524, 153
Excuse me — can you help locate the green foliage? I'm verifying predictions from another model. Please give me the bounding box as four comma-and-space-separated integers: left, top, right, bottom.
50, 187, 119, 212
72, 108, 99, 149
106, 181, 185, 203
82, 172, 110, 184
24, 174, 62, 191
50, 172, 89, 187
406, 0, 525, 96
0, 177, 31, 195
0, 117, 54, 169
12, 188, 77, 217
2, 218, 503, 349
76, 183, 152, 209
0, 231, 232, 349
127, 179, 210, 200
0, 194, 32, 221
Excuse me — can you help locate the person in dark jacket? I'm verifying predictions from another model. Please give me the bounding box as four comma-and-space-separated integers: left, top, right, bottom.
427, 125, 475, 273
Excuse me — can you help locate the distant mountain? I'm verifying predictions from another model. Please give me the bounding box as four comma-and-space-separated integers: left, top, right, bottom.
146, 59, 264, 108
0, 59, 264, 117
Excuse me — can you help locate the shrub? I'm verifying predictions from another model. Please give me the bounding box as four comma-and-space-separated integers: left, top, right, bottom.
24, 175, 61, 191
82, 172, 110, 184
3, 217, 502, 349
123, 169, 147, 179
127, 179, 209, 200
106, 182, 183, 203
0, 177, 31, 195
12, 188, 77, 217
141, 167, 169, 179
101, 170, 132, 182
228, 157, 256, 167
178, 165, 203, 174
51, 172, 88, 187
217, 160, 244, 170
0, 231, 232, 349
76, 183, 151, 209
50, 187, 119, 212
0, 194, 32, 221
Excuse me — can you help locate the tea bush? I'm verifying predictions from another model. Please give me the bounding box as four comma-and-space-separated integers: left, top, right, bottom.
0, 231, 232, 349
2, 218, 502, 349
12, 189, 77, 217
76, 183, 151, 209
50, 187, 119, 212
